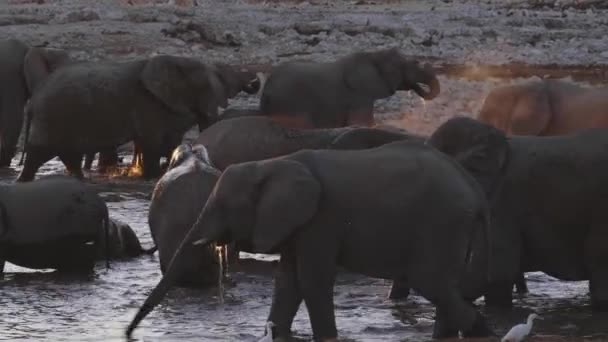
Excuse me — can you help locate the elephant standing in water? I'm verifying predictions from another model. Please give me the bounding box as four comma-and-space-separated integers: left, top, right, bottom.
0, 176, 109, 274
17, 55, 259, 182
127, 140, 493, 340
148, 144, 222, 287
428, 116, 608, 310
104, 218, 157, 259
478, 79, 608, 136
0, 39, 70, 167
259, 47, 440, 128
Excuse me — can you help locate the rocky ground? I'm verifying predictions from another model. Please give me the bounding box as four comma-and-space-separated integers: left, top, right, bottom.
1, 0, 607, 133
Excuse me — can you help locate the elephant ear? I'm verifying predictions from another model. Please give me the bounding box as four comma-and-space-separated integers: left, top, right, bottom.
141, 55, 196, 118
428, 116, 510, 200
23, 47, 69, 95
252, 159, 321, 254
343, 49, 401, 100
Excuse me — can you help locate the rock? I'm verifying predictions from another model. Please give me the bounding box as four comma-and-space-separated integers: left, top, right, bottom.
60, 10, 101, 23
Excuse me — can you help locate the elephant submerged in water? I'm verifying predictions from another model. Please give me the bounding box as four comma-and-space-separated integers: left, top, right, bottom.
17, 56, 260, 182
0, 39, 70, 167
0, 176, 109, 274
428, 116, 608, 310
127, 140, 493, 340
105, 218, 157, 259
259, 47, 440, 128
478, 79, 608, 136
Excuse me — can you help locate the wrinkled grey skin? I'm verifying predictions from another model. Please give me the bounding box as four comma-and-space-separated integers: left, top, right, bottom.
196, 116, 422, 171
428, 116, 608, 310
17, 56, 259, 182
0, 175, 109, 274
148, 144, 222, 287
103, 218, 156, 260
478, 79, 608, 136
0, 39, 70, 167
260, 47, 440, 128
127, 140, 494, 340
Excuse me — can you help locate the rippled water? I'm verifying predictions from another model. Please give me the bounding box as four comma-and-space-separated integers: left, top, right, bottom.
1, 157, 607, 341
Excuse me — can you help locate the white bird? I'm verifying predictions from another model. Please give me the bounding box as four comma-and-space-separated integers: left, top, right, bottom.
258, 321, 275, 342
501, 313, 543, 342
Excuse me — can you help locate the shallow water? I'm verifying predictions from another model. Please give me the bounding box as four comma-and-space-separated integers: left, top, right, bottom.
0, 157, 607, 341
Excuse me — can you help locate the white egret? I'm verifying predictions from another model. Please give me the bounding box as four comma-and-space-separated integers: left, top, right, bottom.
258, 321, 275, 342
501, 313, 542, 342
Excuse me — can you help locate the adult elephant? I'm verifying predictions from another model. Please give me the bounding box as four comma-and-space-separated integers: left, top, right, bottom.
16, 56, 259, 182
148, 143, 223, 287
428, 116, 608, 310
105, 218, 157, 259
259, 47, 440, 128
478, 79, 608, 136
0, 175, 109, 274
82, 66, 261, 174
127, 139, 493, 340
0, 39, 70, 167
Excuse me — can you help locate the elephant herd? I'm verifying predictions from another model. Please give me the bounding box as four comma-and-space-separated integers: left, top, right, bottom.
1, 37, 608, 341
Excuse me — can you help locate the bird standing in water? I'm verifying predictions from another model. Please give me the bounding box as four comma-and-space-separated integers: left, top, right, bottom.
502, 313, 542, 342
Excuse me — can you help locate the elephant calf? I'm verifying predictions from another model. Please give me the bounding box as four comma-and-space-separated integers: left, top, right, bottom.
105, 218, 156, 259
0, 175, 109, 274
127, 140, 493, 340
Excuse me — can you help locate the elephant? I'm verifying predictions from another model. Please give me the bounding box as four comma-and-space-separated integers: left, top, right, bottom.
478, 79, 608, 136
259, 47, 440, 128
0, 175, 109, 274
126, 139, 494, 340
148, 143, 223, 287
16, 56, 260, 182
104, 218, 157, 259
427, 116, 608, 310
0, 39, 70, 167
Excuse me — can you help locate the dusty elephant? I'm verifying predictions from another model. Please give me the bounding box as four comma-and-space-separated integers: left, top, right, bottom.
428, 116, 608, 310
126, 140, 493, 340
478, 79, 608, 136
259, 47, 440, 128
0, 175, 109, 274
148, 143, 223, 287
0, 39, 70, 167
17, 56, 259, 182
104, 218, 156, 259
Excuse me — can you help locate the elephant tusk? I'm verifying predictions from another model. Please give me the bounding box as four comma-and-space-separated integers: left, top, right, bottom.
416, 82, 431, 94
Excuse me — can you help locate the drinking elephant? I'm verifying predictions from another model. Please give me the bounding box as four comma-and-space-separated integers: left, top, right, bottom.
16, 55, 260, 182
428, 116, 608, 310
0, 175, 109, 274
478, 79, 608, 136
148, 143, 223, 287
259, 47, 440, 128
104, 218, 156, 259
127, 140, 493, 340
0, 39, 70, 167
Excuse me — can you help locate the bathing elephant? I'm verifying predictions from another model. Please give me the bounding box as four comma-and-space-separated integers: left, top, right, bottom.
260, 47, 440, 128
0, 175, 109, 274
478, 79, 608, 136
428, 116, 608, 310
0, 39, 70, 167
17, 56, 260, 182
127, 140, 494, 340
148, 143, 223, 287
104, 218, 156, 259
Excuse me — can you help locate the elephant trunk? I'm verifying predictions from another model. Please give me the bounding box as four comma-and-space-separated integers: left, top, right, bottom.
126, 196, 224, 338
406, 63, 440, 100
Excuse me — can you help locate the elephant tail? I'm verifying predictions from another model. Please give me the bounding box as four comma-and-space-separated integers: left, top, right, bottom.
18, 100, 33, 166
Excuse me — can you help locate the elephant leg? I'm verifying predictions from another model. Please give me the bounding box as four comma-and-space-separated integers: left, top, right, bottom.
0, 97, 26, 168
83, 152, 95, 170
388, 278, 411, 300
0, 259, 4, 277
58, 152, 85, 180
98, 149, 119, 173
140, 147, 161, 179
0, 140, 17, 168
268, 250, 303, 338
484, 281, 514, 308
15, 148, 54, 182
590, 271, 608, 311
514, 272, 529, 294
432, 307, 459, 338
586, 224, 608, 311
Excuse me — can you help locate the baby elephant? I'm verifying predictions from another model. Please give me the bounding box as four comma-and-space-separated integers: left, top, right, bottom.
105, 218, 156, 259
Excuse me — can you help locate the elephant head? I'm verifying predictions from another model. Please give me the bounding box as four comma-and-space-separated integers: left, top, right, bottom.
167, 143, 214, 170
140, 55, 238, 131
427, 116, 510, 203
343, 47, 440, 101
213, 63, 261, 97
23, 47, 71, 96
477, 80, 551, 135
126, 158, 320, 337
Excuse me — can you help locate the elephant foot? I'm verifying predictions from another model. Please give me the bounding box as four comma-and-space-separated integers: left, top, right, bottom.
484, 282, 514, 308
0, 158, 11, 168
431, 317, 459, 339
388, 279, 410, 300
462, 311, 495, 338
